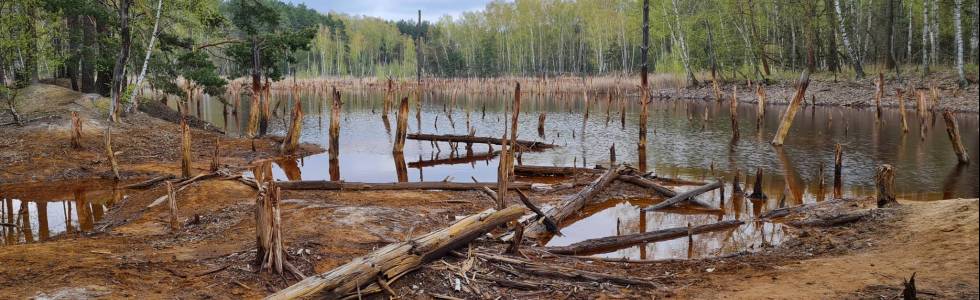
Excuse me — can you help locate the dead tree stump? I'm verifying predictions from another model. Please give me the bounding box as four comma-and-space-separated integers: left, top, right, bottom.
942, 110, 970, 164
104, 126, 120, 180
280, 98, 304, 154
180, 118, 192, 178
875, 164, 898, 208
257, 182, 286, 274
167, 181, 180, 231
748, 167, 766, 199
833, 143, 843, 199
209, 138, 220, 172
393, 97, 409, 153
70, 111, 83, 149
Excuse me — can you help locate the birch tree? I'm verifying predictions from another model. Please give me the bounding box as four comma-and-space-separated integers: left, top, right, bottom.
834, 0, 865, 79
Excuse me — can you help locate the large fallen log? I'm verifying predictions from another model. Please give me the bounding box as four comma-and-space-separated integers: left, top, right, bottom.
265, 205, 525, 299
122, 174, 176, 189
643, 181, 722, 212
523, 165, 624, 239
787, 209, 873, 227
513, 165, 604, 176
543, 220, 743, 255
466, 251, 657, 287
407, 133, 556, 150
276, 181, 532, 191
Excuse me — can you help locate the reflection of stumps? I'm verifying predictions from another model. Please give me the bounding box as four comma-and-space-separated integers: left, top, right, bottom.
748, 167, 766, 199
755, 85, 766, 127
875, 164, 898, 208
731, 169, 742, 194
833, 143, 843, 199
393, 97, 409, 154
771, 71, 810, 146
71, 111, 83, 149
897, 89, 909, 133
167, 181, 180, 231
942, 110, 970, 164
280, 98, 304, 154
105, 126, 120, 180
180, 118, 192, 178
609, 143, 616, 166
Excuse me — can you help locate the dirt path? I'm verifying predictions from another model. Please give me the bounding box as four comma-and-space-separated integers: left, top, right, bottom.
679, 198, 979, 299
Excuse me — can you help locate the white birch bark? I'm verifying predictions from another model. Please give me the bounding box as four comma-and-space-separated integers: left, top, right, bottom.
127, 0, 164, 111
670, 0, 695, 85
834, 0, 865, 78
954, 0, 966, 86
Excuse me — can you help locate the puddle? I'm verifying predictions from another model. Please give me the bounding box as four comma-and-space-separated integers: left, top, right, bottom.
0, 181, 125, 246
545, 186, 785, 260
181, 89, 978, 201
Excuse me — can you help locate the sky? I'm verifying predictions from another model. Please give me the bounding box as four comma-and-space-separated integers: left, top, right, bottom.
286, 0, 503, 22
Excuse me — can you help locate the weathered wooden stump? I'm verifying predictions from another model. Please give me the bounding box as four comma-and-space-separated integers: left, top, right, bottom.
875, 164, 898, 208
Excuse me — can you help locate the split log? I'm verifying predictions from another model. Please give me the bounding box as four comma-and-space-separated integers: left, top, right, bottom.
276, 181, 532, 191
265, 206, 525, 299
514, 165, 604, 176
543, 220, 743, 255
407, 133, 556, 150
180, 118, 192, 178
644, 181, 722, 212
941, 110, 970, 164
468, 251, 657, 287
71, 111, 82, 149
875, 164, 898, 208
771, 71, 810, 146
123, 174, 175, 189
523, 165, 624, 239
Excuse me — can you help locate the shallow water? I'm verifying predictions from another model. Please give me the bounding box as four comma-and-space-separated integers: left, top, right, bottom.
0, 181, 124, 246
176, 89, 977, 258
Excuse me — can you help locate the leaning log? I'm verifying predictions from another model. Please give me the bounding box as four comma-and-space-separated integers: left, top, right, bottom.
265, 206, 525, 300
523, 165, 624, 239
543, 220, 743, 255
618, 175, 717, 209
514, 165, 604, 176
644, 181, 722, 212
276, 181, 532, 191
407, 133, 556, 150
771, 71, 810, 146
942, 110, 970, 164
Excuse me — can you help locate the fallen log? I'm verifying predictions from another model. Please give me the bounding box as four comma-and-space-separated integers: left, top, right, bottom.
643, 181, 722, 212
523, 165, 624, 239
147, 172, 220, 207
543, 220, 743, 255
468, 251, 657, 287
787, 210, 873, 227
618, 175, 716, 209
514, 165, 604, 176
265, 205, 525, 299
122, 174, 176, 189
407, 133, 556, 150
276, 181, 532, 191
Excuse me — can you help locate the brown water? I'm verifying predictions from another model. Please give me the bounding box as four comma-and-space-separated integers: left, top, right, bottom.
172, 89, 979, 258
0, 180, 125, 246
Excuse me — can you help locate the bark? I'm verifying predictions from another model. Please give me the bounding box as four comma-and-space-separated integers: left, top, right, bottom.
544, 220, 743, 255
265, 206, 524, 299
834, 0, 864, 79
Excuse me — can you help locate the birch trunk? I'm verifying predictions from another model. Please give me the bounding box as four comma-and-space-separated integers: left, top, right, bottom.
834, 0, 865, 79
126, 0, 163, 111
670, 0, 697, 86
954, 0, 966, 86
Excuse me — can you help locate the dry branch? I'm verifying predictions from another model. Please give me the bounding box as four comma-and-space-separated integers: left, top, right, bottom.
643, 181, 722, 212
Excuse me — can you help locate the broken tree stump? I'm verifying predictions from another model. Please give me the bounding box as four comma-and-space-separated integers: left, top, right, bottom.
771, 71, 811, 146
105, 126, 120, 180
265, 206, 525, 299
256, 182, 286, 274
280, 99, 304, 154
543, 220, 743, 255
393, 97, 409, 154
897, 89, 909, 133
180, 118, 192, 178
834, 143, 843, 199
70, 111, 82, 149
167, 181, 180, 231
875, 164, 898, 208
210, 138, 220, 172
748, 167, 766, 199
942, 110, 970, 164
523, 165, 624, 239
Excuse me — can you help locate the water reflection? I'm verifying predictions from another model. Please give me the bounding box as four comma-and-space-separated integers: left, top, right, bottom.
1, 181, 123, 246
181, 89, 977, 200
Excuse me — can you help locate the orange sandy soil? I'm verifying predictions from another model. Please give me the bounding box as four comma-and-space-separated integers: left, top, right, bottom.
1, 84, 977, 299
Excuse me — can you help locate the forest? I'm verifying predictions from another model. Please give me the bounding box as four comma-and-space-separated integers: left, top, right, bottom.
1, 0, 978, 299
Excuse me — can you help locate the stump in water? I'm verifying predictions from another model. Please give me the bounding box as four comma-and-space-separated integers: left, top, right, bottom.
942, 110, 970, 164
833, 143, 843, 199
756, 85, 766, 127
609, 143, 616, 165
897, 89, 910, 133
537, 112, 546, 138
70, 111, 82, 149
104, 126, 120, 180
280, 98, 304, 154
393, 97, 409, 154
180, 118, 192, 178
730, 86, 740, 139
875, 164, 898, 208
166, 181, 180, 231
873, 72, 884, 117
748, 167, 767, 199
771, 71, 810, 146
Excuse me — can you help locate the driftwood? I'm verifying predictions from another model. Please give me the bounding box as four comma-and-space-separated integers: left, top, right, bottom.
523, 165, 624, 239
276, 181, 532, 191
543, 220, 743, 255
514, 165, 604, 176
515, 189, 560, 235
122, 174, 176, 189
265, 206, 525, 299
788, 210, 873, 227
407, 133, 556, 150
468, 251, 657, 287
644, 181, 722, 212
